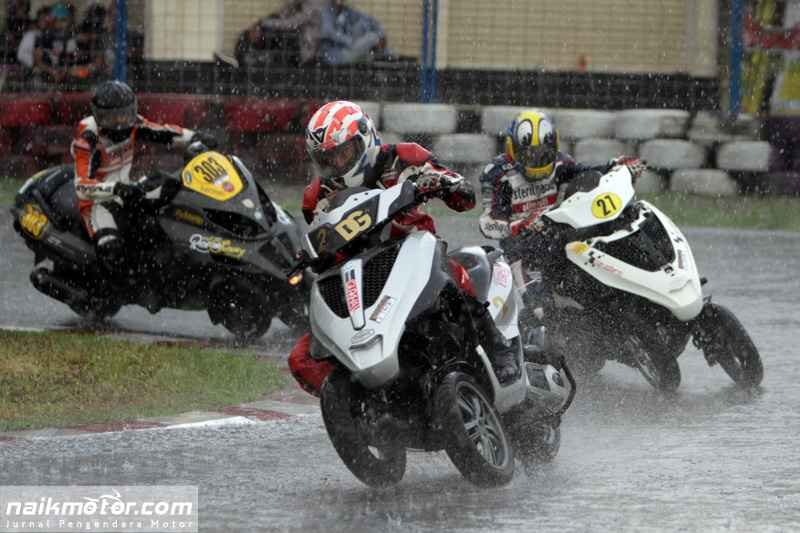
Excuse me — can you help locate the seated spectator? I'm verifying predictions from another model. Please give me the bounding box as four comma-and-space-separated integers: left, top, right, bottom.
3, 0, 30, 65
319, 0, 396, 67
232, 20, 269, 68
33, 4, 77, 84
16, 5, 50, 70
231, 0, 320, 68
259, 0, 321, 66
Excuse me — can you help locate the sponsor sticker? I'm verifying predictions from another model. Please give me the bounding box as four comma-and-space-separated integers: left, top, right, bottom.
189, 234, 246, 259
678, 250, 688, 270
492, 263, 510, 288
172, 208, 203, 226
344, 263, 360, 313
594, 259, 623, 276
571, 242, 590, 255
370, 295, 396, 323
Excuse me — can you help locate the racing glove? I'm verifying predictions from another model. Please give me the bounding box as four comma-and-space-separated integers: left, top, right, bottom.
510, 212, 550, 238
416, 174, 462, 196
190, 131, 218, 149
608, 155, 647, 179
113, 182, 144, 205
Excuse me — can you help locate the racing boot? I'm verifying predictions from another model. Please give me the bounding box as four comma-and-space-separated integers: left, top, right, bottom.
469, 298, 520, 384
95, 233, 131, 278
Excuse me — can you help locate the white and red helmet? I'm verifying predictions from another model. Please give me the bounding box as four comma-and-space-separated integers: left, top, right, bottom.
305, 101, 381, 187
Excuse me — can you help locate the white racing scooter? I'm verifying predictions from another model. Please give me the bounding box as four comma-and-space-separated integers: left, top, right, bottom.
518, 165, 763, 392
291, 180, 575, 488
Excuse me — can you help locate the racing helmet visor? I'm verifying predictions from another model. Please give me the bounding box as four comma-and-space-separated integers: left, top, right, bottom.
93, 101, 137, 133
314, 136, 366, 180
515, 143, 556, 171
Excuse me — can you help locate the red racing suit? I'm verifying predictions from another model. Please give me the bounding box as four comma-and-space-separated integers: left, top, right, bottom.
71, 115, 197, 243
289, 142, 476, 396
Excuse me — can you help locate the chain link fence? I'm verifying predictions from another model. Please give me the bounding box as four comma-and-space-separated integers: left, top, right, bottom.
0, 0, 729, 109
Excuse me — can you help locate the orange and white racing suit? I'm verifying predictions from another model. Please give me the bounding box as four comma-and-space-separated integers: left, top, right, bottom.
70, 115, 197, 247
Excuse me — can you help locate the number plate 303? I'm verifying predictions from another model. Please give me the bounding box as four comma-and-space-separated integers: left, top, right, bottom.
19, 204, 50, 240
182, 152, 243, 201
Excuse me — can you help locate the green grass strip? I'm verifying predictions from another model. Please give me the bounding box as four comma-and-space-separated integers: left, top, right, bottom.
0, 330, 292, 431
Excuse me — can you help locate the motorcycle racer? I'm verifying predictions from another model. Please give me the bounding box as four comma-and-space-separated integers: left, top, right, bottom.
479, 109, 646, 310
290, 100, 521, 396
71, 80, 217, 272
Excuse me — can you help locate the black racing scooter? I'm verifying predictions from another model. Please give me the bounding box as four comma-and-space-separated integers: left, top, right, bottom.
10, 143, 311, 340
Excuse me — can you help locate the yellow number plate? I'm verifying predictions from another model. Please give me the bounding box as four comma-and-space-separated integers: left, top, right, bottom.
591, 193, 623, 219
182, 152, 243, 201
19, 204, 50, 240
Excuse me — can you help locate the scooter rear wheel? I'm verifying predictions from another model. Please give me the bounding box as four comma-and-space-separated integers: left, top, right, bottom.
696, 302, 763, 388
434, 372, 515, 487
624, 317, 681, 393
511, 418, 561, 475
320, 366, 407, 488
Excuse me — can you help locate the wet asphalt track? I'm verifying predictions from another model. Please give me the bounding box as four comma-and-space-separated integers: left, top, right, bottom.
2, 205, 800, 532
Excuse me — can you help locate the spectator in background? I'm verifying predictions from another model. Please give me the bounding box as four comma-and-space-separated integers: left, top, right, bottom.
3, 0, 30, 65
232, 18, 269, 68
74, 3, 107, 81
259, 0, 321, 66
16, 5, 50, 70
319, 0, 396, 67
33, 3, 77, 84
232, 0, 320, 68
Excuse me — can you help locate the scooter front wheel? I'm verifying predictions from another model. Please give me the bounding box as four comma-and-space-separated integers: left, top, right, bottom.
434, 372, 515, 487
207, 278, 272, 341
321, 366, 406, 488
695, 302, 763, 388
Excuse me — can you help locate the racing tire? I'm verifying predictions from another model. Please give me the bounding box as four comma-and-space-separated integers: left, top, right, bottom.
696, 302, 763, 388
624, 317, 681, 393
510, 418, 561, 476
208, 278, 272, 342
433, 372, 515, 487
320, 366, 407, 488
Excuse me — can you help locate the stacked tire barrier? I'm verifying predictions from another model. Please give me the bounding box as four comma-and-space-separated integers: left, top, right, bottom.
382, 103, 799, 197
1, 94, 798, 196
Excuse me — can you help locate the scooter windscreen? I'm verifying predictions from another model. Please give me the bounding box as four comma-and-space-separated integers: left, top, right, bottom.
301, 181, 417, 262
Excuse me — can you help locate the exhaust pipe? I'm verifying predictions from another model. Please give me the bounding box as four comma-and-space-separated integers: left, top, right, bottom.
30, 268, 91, 314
